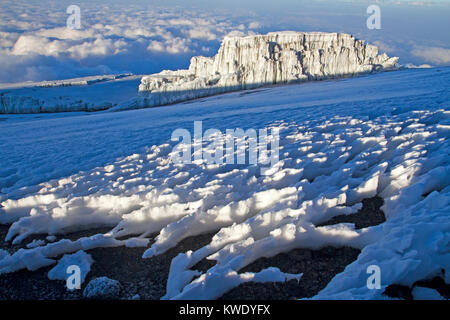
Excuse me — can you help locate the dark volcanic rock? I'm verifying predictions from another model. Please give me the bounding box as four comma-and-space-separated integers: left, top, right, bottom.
83, 277, 121, 300
0, 197, 387, 300
316, 196, 385, 229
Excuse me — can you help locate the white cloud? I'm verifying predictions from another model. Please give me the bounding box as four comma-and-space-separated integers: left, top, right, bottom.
11, 34, 127, 59
1, 0, 270, 82
225, 30, 249, 38
12, 35, 66, 56
167, 19, 196, 26
4, 0, 445, 83
165, 38, 191, 54
186, 27, 217, 41
248, 21, 261, 29
412, 46, 450, 65
36, 27, 96, 40
147, 40, 165, 52
67, 37, 127, 59
147, 38, 190, 54
372, 40, 395, 54
404, 63, 433, 69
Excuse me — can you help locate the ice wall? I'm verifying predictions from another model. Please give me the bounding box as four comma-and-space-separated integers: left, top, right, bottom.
135, 32, 398, 109
0, 32, 399, 113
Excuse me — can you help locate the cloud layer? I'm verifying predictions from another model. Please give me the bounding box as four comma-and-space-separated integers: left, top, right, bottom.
0, 0, 263, 83
0, 0, 449, 84
412, 46, 450, 65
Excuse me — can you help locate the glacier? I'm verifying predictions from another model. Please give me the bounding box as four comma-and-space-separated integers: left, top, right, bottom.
127, 31, 398, 111
0, 75, 142, 114
0, 32, 398, 114
0, 66, 448, 300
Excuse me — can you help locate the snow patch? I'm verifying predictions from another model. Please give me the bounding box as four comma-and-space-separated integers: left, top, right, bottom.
47, 250, 93, 285
412, 286, 445, 300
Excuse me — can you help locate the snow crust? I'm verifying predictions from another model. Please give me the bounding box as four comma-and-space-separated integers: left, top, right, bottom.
0, 67, 448, 299
411, 286, 445, 300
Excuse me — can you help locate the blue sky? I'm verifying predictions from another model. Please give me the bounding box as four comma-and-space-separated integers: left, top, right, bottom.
0, 0, 449, 83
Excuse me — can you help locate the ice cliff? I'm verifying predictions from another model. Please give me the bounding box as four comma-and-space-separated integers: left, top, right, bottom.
131, 31, 398, 110
0, 75, 142, 114
0, 32, 399, 113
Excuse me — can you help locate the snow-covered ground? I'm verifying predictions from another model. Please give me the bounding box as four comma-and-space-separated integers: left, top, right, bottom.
0, 67, 449, 299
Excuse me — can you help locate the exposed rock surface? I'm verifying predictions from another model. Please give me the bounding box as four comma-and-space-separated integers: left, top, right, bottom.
83, 276, 121, 299
133, 31, 398, 109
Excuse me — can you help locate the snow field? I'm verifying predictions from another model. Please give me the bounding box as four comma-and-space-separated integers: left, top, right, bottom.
0, 103, 449, 299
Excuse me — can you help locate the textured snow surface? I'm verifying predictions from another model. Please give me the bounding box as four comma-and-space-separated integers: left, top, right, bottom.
411, 286, 445, 300
0, 67, 449, 299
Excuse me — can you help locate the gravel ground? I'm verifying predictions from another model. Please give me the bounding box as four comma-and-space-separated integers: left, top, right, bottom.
218, 196, 387, 300
316, 196, 386, 230
0, 196, 397, 300
219, 246, 361, 300
0, 227, 216, 300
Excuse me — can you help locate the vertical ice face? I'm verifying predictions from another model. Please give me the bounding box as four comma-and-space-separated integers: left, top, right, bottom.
137, 32, 399, 109
0, 75, 142, 114
0, 32, 399, 114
